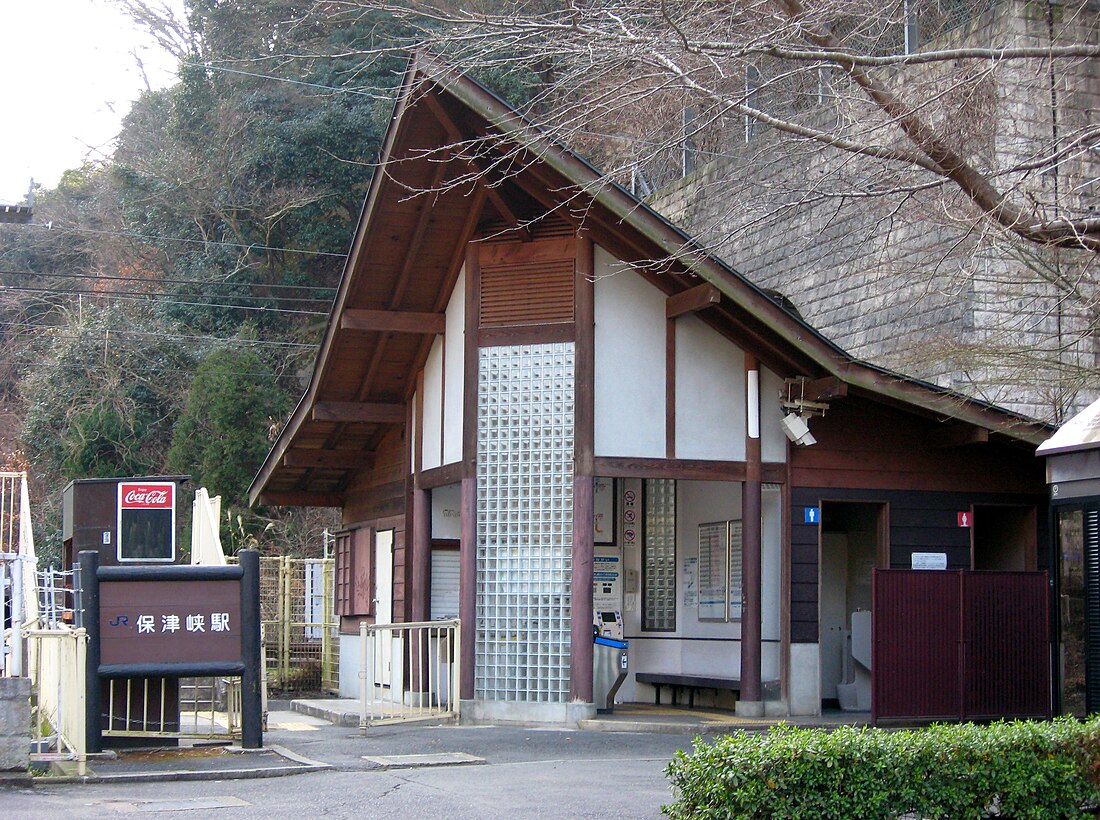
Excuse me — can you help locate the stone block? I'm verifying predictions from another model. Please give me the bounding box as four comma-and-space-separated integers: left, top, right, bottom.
0, 677, 31, 772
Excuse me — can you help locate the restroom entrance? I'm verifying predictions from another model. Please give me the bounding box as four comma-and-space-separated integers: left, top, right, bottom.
819, 501, 886, 709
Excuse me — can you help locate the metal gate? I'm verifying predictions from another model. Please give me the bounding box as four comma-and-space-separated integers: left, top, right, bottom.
259, 557, 338, 693
872, 569, 1050, 722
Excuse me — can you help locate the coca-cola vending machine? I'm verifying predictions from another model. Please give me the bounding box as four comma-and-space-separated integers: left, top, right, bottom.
117, 481, 176, 562
63, 476, 189, 569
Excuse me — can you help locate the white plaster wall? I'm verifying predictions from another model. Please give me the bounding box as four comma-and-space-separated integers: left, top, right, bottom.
443, 267, 465, 465
339, 633, 361, 698
422, 335, 444, 470
623, 480, 783, 699
593, 246, 666, 458
432, 483, 462, 540
761, 485, 782, 643
760, 366, 787, 464
675, 316, 745, 461
789, 642, 822, 716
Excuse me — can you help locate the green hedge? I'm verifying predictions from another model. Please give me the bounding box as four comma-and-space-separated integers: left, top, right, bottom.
664, 717, 1100, 819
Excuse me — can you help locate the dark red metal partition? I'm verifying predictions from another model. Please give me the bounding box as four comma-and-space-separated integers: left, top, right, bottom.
872, 570, 1050, 722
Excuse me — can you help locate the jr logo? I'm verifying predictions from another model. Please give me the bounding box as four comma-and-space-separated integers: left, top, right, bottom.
108, 615, 129, 627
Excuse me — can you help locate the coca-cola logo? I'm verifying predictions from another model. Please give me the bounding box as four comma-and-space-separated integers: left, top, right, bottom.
120, 484, 174, 509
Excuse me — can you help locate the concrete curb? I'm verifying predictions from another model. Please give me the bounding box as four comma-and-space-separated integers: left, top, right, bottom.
30, 745, 331, 786
291, 700, 359, 728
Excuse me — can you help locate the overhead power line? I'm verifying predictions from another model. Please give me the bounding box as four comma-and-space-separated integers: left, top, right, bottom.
0, 319, 320, 349
0, 268, 337, 298
0, 284, 331, 317
180, 60, 390, 100
23, 223, 350, 258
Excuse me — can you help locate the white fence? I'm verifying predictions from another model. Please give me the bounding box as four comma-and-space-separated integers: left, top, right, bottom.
26, 627, 87, 775
1, 471, 37, 677
359, 619, 460, 729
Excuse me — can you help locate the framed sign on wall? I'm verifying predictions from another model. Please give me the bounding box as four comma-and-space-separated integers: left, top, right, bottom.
698, 520, 743, 622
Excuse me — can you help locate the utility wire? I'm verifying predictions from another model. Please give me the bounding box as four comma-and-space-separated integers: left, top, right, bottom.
181, 60, 389, 99
21, 223, 350, 258
1, 284, 330, 316
0, 268, 337, 294
0, 319, 320, 349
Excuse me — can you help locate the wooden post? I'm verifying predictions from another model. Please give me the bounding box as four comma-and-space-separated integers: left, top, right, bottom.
570, 235, 595, 704
79, 550, 102, 754
740, 355, 764, 715
459, 476, 477, 700
239, 549, 263, 750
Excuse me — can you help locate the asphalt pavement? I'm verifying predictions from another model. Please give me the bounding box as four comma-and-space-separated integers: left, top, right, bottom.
0, 707, 714, 818
0, 702, 869, 817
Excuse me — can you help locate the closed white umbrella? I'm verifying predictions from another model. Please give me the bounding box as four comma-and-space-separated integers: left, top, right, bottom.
191, 487, 227, 565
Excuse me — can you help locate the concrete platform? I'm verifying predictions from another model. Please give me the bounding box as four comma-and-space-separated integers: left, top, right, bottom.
291, 697, 871, 734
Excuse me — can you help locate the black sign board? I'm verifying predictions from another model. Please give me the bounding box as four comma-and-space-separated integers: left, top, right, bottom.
79, 550, 262, 752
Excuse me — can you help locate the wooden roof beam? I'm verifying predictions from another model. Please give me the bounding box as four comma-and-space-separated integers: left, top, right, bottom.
283, 449, 375, 470
930, 424, 990, 448
800, 376, 849, 403
257, 491, 344, 507
341, 309, 445, 334
312, 401, 406, 424
423, 92, 531, 241
667, 284, 721, 318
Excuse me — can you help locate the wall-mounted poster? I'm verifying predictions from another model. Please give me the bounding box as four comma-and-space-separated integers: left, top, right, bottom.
728, 520, 744, 620
698, 520, 743, 622
698, 522, 727, 620
593, 477, 616, 545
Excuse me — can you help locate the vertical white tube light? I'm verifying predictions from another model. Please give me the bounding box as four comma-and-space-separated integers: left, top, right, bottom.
747, 369, 760, 439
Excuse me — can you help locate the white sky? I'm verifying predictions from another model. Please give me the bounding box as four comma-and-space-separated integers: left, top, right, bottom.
0, 0, 183, 204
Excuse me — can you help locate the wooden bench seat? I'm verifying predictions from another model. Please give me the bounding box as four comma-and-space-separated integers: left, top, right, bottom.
635, 672, 742, 708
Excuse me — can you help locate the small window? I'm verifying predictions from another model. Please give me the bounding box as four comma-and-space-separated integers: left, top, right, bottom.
334, 525, 374, 617
334, 530, 353, 617
643, 479, 676, 631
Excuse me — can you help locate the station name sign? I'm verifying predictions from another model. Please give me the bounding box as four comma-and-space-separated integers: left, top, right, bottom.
100, 578, 242, 667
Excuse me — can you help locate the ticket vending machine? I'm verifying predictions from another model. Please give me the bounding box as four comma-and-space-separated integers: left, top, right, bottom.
593, 546, 628, 711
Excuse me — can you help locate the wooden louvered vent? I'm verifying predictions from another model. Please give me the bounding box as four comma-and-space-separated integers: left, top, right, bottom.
479, 257, 575, 327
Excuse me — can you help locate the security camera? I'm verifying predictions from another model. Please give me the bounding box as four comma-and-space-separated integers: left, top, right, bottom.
781, 412, 817, 446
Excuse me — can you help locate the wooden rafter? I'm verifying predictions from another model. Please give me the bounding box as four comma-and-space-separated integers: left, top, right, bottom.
258, 491, 344, 507
424, 92, 531, 241
341, 309, 446, 334
929, 424, 990, 448
667, 284, 721, 318
282, 449, 375, 469
312, 402, 406, 424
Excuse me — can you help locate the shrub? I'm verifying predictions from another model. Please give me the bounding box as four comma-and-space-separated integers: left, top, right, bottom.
664, 716, 1100, 819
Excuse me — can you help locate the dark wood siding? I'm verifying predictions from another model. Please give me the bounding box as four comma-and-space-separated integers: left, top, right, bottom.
791, 394, 1044, 495
788, 393, 1048, 644
339, 426, 409, 632
791, 486, 1048, 643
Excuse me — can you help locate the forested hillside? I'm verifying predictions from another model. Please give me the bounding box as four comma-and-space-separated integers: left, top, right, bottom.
0, 3, 409, 564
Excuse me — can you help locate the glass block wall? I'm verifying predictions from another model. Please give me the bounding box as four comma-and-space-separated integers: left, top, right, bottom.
644, 478, 677, 630
476, 343, 575, 702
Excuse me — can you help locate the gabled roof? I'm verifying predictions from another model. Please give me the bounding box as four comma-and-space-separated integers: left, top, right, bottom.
1037, 397, 1100, 456
249, 52, 1050, 508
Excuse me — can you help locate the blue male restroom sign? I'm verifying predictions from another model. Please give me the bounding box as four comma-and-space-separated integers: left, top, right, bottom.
804, 507, 820, 524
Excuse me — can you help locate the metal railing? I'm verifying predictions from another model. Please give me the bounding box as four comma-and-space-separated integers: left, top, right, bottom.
38, 567, 78, 629
359, 619, 461, 729
103, 676, 242, 740
26, 627, 87, 775
259, 556, 338, 693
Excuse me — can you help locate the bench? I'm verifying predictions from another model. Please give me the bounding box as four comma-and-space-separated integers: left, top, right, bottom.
635, 673, 741, 708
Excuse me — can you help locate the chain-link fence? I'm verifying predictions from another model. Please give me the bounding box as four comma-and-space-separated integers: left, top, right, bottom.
259, 556, 338, 693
